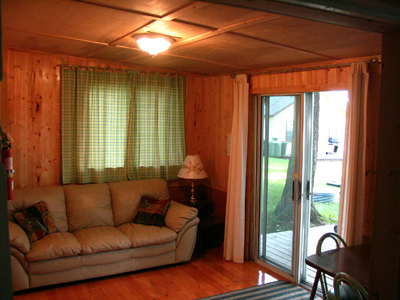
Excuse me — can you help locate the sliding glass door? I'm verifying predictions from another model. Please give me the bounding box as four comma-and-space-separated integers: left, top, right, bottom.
255, 94, 307, 280
254, 91, 347, 287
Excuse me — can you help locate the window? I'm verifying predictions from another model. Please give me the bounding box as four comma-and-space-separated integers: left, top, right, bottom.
61, 66, 186, 184
87, 80, 131, 170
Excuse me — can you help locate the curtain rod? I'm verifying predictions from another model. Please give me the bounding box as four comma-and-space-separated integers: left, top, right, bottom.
242, 57, 381, 77
59, 64, 184, 76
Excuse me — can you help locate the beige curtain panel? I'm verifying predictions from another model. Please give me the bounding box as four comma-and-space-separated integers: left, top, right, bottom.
338, 61, 369, 246
224, 74, 249, 263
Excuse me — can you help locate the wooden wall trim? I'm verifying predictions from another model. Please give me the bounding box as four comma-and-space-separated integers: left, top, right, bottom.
251, 83, 348, 95
245, 56, 380, 76
250, 66, 351, 95
363, 62, 382, 241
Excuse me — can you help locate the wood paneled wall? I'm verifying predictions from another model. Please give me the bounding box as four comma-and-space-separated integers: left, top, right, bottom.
185, 75, 234, 191
1, 48, 379, 238
185, 75, 234, 218
1, 48, 233, 218
1, 48, 142, 188
2, 50, 62, 188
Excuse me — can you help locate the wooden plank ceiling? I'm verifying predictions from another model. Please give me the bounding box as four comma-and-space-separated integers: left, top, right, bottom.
1, 0, 382, 75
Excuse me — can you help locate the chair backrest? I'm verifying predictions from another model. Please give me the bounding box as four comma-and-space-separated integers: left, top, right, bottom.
316, 232, 347, 254
334, 272, 368, 300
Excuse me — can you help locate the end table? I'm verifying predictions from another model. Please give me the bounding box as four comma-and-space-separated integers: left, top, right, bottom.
186, 199, 225, 257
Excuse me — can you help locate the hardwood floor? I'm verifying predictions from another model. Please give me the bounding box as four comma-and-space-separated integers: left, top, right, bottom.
13, 246, 286, 300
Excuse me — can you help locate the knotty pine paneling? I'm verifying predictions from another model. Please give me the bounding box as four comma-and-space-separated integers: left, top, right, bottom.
185, 75, 234, 192
2, 50, 62, 188
184, 75, 234, 219
1, 48, 234, 196
1, 48, 183, 189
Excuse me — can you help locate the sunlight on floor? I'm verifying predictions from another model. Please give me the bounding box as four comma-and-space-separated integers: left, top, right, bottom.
258, 270, 279, 285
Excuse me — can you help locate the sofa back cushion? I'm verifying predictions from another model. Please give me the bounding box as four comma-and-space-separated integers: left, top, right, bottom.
64, 183, 114, 232
109, 179, 170, 226
9, 186, 68, 232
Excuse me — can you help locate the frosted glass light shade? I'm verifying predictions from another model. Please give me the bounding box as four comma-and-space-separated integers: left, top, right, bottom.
135, 34, 173, 56
177, 155, 208, 179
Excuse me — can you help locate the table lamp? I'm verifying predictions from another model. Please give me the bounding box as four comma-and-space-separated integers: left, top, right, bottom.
177, 154, 208, 204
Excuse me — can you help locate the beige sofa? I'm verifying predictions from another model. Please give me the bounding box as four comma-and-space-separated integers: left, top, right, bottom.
8, 179, 199, 292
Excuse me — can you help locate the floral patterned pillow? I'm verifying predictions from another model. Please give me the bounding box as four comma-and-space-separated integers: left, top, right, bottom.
12, 201, 58, 242
132, 196, 171, 227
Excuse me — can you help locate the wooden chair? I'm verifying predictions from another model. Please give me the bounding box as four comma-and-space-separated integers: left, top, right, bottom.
316, 233, 347, 299
328, 272, 368, 300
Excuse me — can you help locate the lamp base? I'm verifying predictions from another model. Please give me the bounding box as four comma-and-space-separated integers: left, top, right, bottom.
188, 195, 197, 205
188, 180, 197, 205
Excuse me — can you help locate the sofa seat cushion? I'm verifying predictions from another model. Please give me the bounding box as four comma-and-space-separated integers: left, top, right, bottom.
132, 241, 176, 258
29, 255, 82, 274
26, 231, 81, 262
73, 226, 132, 255
82, 248, 132, 266
118, 223, 177, 248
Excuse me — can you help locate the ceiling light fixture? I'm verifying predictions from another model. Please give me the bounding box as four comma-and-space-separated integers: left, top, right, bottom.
134, 34, 174, 57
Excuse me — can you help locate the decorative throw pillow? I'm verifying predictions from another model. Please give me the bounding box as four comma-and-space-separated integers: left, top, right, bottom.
12, 201, 58, 243
132, 196, 171, 227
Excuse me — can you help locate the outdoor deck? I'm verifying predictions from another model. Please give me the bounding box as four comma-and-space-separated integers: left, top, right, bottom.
264, 224, 337, 289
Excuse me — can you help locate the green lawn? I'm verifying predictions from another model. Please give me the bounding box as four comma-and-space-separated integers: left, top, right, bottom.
266, 157, 288, 212
263, 157, 341, 230
264, 157, 290, 233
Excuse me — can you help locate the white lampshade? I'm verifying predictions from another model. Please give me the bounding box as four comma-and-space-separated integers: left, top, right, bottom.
177, 155, 208, 179
134, 34, 174, 56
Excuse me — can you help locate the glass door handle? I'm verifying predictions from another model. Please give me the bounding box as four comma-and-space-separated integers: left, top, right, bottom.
297, 180, 302, 202
292, 179, 302, 202
292, 180, 295, 202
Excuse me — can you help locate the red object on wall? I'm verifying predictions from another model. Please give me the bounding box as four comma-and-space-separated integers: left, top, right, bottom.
2, 148, 14, 200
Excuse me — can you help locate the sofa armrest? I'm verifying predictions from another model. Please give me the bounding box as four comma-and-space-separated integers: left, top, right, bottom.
165, 201, 198, 232
175, 217, 199, 263
9, 221, 30, 253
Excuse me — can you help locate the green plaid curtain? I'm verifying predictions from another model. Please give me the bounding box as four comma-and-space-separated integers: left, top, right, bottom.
61, 66, 186, 184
